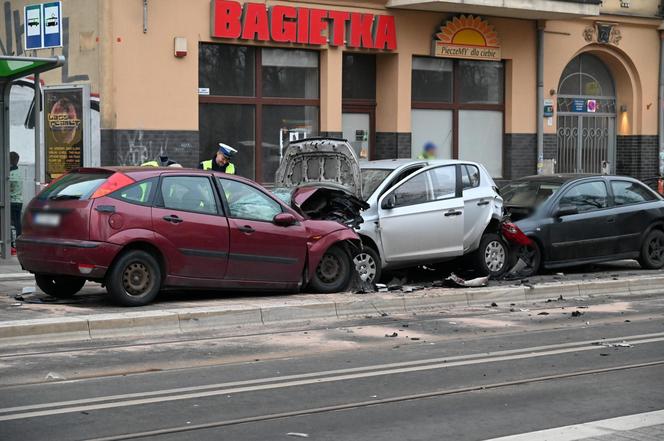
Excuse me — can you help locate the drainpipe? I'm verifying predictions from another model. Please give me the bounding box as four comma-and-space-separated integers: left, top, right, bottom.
34, 73, 42, 191
659, 27, 664, 177
536, 21, 545, 175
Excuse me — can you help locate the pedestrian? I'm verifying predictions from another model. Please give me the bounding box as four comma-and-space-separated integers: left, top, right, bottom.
418, 142, 437, 160
9, 151, 22, 244
200, 143, 237, 174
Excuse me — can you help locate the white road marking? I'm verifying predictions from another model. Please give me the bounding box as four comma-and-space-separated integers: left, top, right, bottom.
484, 409, 664, 440
0, 333, 663, 421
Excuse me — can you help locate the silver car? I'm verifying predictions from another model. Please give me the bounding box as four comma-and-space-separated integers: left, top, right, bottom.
274, 139, 508, 284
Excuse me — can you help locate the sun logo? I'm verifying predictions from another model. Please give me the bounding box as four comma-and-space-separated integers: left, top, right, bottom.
433, 15, 501, 60
436, 15, 500, 48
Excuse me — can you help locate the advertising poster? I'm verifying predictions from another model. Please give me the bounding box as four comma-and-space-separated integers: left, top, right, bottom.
44, 88, 84, 180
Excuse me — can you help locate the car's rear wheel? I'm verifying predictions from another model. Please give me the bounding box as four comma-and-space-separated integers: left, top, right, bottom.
309, 246, 352, 293
638, 229, 664, 269
107, 250, 162, 306
474, 233, 509, 278
353, 247, 381, 284
35, 275, 86, 298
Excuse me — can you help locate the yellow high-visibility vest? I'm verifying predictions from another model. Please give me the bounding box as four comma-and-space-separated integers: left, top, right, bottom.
200, 160, 235, 174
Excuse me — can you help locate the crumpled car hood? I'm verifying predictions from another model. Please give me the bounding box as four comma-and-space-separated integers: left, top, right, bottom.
275, 138, 362, 199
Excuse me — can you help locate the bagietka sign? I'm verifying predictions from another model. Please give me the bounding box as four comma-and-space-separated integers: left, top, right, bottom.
210, 0, 397, 50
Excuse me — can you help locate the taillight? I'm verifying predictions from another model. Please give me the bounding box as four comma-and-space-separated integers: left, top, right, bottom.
501, 222, 533, 246
91, 172, 135, 199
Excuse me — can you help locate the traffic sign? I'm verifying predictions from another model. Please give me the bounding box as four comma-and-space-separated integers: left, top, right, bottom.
23, 2, 62, 51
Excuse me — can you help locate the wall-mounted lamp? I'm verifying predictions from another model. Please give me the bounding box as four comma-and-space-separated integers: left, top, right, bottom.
620, 104, 628, 113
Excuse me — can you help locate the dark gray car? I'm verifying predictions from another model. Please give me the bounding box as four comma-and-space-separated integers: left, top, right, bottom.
502, 174, 664, 276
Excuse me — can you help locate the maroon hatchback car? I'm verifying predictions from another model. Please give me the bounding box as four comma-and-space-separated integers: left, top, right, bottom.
17, 167, 361, 306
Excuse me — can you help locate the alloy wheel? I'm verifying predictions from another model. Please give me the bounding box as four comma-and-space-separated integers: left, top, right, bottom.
484, 240, 506, 273
353, 252, 377, 283
648, 235, 664, 264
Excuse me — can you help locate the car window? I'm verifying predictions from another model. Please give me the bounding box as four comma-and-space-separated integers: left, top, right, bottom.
392, 172, 431, 207
361, 169, 392, 201
161, 176, 218, 215
111, 178, 156, 206
558, 181, 608, 213
430, 166, 457, 199
219, 178, 283, 222
461, 165, 480, 190
38, 172, 111, 201
611, 180, 657, 206
502, 181, 561, 208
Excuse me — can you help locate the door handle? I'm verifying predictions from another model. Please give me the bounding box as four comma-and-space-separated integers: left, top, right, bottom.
162, 215, 183, 224
238, 225, 255, 233
444, 210, 462, 217
95, 205, 116, 213
477, 201, 490, 206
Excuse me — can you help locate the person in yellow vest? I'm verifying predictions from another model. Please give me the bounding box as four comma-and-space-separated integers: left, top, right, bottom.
140, 155, 180, 167
200, 143, 237, 174
418, 142, 437, 160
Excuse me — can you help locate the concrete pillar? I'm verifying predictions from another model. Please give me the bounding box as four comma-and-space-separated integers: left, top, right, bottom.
320, 47, 342, 135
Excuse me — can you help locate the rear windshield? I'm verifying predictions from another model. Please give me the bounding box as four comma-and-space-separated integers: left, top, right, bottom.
361, 169, 392, 200
37, 172, 111, 201
501, 181, 561, 208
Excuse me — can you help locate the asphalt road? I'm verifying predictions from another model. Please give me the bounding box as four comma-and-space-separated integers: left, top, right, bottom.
0, 293, 663, 441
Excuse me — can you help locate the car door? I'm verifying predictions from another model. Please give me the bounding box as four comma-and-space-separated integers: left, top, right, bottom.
152, 175, 230, 279
610, 179, 660, 254
546, 179, 616, 262
377, 165, 464, 263
218, 178, 307, 283
459, 163, 492, 251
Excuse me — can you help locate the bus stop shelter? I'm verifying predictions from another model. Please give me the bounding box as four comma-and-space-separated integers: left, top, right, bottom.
1, 55, 64, 259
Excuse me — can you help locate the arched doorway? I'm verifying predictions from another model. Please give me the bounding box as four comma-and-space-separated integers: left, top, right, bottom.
556, 53, 616, 173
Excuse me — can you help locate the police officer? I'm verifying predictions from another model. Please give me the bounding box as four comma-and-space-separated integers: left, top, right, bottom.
200, 143, 237, 174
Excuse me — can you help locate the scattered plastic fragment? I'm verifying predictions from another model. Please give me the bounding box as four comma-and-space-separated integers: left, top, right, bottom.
11, 302, 22, 307
287, 433, 310, 438
446, 273, 489, 288
376, 283, 388, 292
537, 312, 549, 315
410, 337, 421, 341
385, 332, 398, 338
571, 310, 584, 317
45, 372, 64, 381
490, 302, 498, 307
21, 286, 36, 295
601, 341, 632, 348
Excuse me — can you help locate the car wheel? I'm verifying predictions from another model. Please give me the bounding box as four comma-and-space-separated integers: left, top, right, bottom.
638, 230, 664, 269
106, 250, 162, 306
309, 246, 352, 293
511, 242, 542, 278
353, 247, 382, 284
35, 275, 86, 298
475, 233, 509, 278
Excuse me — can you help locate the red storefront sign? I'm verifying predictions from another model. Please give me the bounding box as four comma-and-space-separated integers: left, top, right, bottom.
211, 0, 397, 50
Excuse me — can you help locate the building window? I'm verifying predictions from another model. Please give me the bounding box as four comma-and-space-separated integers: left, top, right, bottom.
343, 53, 376, 100
198, 43, 320, 184
411, 56, 504, 177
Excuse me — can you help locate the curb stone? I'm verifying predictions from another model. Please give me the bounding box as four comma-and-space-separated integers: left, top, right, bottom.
0, 275, 663, 346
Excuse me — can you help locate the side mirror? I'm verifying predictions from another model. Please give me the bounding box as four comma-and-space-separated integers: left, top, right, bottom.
382, 194, 397, 210
554, 204, 578, 218
273, 212, 297, 226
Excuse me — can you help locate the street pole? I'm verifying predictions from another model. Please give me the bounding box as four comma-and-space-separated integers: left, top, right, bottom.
536, 21, 544, 175
659, 28, 664, 177
34, 73, 42, 192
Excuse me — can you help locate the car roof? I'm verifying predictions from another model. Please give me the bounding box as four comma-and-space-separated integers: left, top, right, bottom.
359, 158, 479, 170
73, 166, 261, 186
508, 173, 600, 185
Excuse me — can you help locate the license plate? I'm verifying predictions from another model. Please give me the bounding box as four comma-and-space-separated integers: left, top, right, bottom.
33, 212, 61, 227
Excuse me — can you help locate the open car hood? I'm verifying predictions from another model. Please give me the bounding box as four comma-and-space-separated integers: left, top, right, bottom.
274, 138, 362, 199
